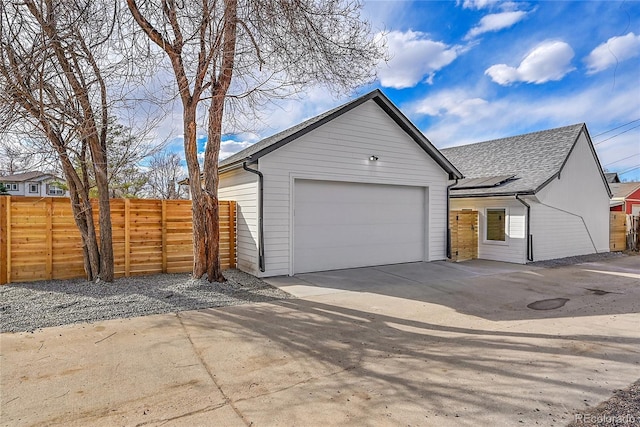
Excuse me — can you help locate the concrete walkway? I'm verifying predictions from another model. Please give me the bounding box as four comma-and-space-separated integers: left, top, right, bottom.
2, 257, 639, 426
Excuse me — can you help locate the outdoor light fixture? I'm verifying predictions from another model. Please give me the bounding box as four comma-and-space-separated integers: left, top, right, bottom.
369, 155, 379, 161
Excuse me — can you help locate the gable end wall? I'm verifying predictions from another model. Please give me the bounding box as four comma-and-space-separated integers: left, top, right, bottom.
533, 131, 610, 260
258, 99, 451, 277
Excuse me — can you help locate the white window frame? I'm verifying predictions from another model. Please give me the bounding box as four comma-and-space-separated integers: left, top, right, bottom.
5, 183, 18, 191
29, 183, 39, 193
483, 207, 509, 245
48, 185, 64, 196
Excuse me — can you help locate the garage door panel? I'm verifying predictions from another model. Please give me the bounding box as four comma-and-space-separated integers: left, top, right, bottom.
295, 241, 422, 273
296, 224, 423, 248
294, 179, 426, 274
295, 204, 422, 226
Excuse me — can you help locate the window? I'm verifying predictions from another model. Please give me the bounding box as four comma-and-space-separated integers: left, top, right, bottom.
48, 185, 64, 196
486, 208, 506, 242
5, 183, 18, 191
29, 183, 39, 193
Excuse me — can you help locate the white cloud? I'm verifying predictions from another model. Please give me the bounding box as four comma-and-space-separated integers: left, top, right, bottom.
413, 90, 489, 118
485, 40, 575, 85
460, 0, 500, 10
376, 30, 460, 89
585, 32, 640, 74
220, 140, 253, 161
465, 11, 528, 39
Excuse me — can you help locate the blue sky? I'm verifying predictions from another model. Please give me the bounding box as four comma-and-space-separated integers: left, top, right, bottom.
173, 0, 640, 181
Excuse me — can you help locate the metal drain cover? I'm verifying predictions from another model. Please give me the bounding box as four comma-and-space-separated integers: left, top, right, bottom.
586, 288, 612, 296
527, 298, 569, 310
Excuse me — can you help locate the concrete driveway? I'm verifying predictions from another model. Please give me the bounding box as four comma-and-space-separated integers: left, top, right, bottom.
2, 256, 639, 426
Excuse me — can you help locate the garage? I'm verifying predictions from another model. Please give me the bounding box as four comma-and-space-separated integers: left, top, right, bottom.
293, 179, 426, 274
218, 90, 462, 277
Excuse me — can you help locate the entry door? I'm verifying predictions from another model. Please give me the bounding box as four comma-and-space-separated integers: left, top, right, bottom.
294, 180, 426, 274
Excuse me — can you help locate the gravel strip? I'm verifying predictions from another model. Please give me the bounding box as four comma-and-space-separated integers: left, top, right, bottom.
0, 269, 292, 333
568, 379, 639, 426
529, 251, 630, 268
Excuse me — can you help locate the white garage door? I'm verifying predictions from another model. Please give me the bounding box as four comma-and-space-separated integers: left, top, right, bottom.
294, 179, 426, 274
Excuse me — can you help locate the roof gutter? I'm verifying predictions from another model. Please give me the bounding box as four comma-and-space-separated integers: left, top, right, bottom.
446, 178, 459, 259
515, 195, 534, 262
242, 161, 265, 272
449, 190, 535, 199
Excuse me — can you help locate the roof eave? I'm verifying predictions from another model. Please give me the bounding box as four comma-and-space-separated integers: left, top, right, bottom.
450, 190, 536, 198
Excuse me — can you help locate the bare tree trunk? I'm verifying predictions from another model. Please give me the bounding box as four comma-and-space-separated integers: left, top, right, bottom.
203, 95, 228, 282
57, 146, 101, 280
89, 142, 114, 282
200, 0, 237, 282
126, 0, 236, 282
182, 108, 207, 279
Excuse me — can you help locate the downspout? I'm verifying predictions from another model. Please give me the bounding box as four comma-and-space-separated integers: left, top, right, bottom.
243, 161, 265, 272
515, 194, 533, 262
446, 177, 459, 259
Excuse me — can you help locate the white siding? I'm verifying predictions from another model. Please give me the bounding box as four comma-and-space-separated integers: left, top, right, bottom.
529, 202, 595, 260
451, 197, 527, 264
218, 168, 259, 274
3, 181, 25, 196
533, 131, 610, 260
1, 179, 68, 197
258, 99, 450, 277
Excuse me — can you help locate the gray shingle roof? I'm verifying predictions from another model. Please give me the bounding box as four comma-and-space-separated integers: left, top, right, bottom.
605, 172, 620, 183
0, 171, 57, 182
219, 89, 462, 178
441, 124, 586, 197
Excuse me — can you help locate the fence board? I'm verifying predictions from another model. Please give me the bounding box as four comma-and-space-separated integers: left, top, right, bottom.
0, 196, 236, 284
0, 197, 7, 285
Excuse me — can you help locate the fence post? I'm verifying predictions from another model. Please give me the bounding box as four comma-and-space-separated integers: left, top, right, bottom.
125, 198, 131, 277
229, 201, 236, 268
0, 196, 7, 285
46, 197, 53, 280
5, 196, 11, 284
162, 199, 167, 273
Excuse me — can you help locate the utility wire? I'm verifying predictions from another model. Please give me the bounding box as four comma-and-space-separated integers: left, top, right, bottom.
594, 124, 640, 145
618, 165, 640, 175
593, 118, 640, 137
604, 153, 640, 167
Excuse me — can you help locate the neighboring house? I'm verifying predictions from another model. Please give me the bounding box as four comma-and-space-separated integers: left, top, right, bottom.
441, 123, 611, 264
218, 89, 462, 277
610, 182, 640, 215
605, 172, 621, 183
0, 171, 68, 197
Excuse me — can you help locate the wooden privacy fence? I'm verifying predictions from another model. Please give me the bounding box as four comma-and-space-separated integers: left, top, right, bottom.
450, 210, 478, 262
609, 212, 626, 252
0, 196, 236, 284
